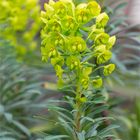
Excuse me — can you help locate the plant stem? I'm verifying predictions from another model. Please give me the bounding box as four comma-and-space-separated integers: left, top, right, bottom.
74, 81, 82, 139
75, 100, 81, 132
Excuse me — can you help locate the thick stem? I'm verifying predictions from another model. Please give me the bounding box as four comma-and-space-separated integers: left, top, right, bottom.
74, 99, 81, 140
73, 68, 83, 139
74, 83, 82, 139
75, 100, 81, 132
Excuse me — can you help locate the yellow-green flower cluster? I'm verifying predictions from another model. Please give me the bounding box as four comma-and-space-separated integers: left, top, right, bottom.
41, 0, 116, 89
0, 0, 40, 57
89, 13, 116, 64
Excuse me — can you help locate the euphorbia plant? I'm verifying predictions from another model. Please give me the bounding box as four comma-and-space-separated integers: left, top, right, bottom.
41, 0, 117, 139
0, 0, 40, 58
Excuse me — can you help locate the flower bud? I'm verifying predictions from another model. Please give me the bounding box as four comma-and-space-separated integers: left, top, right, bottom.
88, 26, 104, 40
41, 47, 48, 62
87, 1, 101, 17
106, 36, 116, 49
55, 40, 59, 45
49, 49, 57, 58
40, 11, 46, 18
70, 64, 74, 69
53, 1, 67, 17
70, 23, 74, 29
51, 55, 64, 66
52, 33, 65, 46
95, 33, 110, 45
97, 50, 112, 64
81, 78, 89, 89
79, 97, 87, 103
78, 16, 82, 22
82, 67, 92, 76
55, 65, 63, 78
92, 76, 103, 88
66, 56, 80, 70
103, 64, 115, 76
72, 45, 77, 51
77, 44, 82, 51
44, 3, 54, 18
74, 61, 78, 66
62, 16, 76, 32
76, 4, 89, 23
83, 16, 87, 22
96, 12, 109, 28
68, 36, 86, 53
66, 22, 69, 27
47, 19, 62, 33
59, 39, 64, 45
94, 45, 106, 55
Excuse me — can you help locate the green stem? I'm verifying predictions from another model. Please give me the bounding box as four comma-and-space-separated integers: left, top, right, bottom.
75, 99, 81, 132
74, 79, 82, 139
92, 65, 104, 73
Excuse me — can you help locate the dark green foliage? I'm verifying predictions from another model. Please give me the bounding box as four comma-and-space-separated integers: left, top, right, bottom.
0, 45, 52, 140
113, 98, 140, 140
39, 92, 118, 140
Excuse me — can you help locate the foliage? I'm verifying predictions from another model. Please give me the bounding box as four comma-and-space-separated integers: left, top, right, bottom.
113, 98, 140, 140
40, 0, 118, 139
0, 0, 41, 60
0, 45, 52, 140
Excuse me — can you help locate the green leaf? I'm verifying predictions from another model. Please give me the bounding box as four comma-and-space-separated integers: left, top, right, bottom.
77, 131, 86, 140
98, 124, 119, 137
86, 123, 98, 138
12, 121, 31, 137
58, 117, 75, 138
114, 2, 128, 13
44, 135, 70, 140
88, 105, 108, 117
4, 113, 13, 123
0, 137, 16, 140
0, 132, 13, 137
